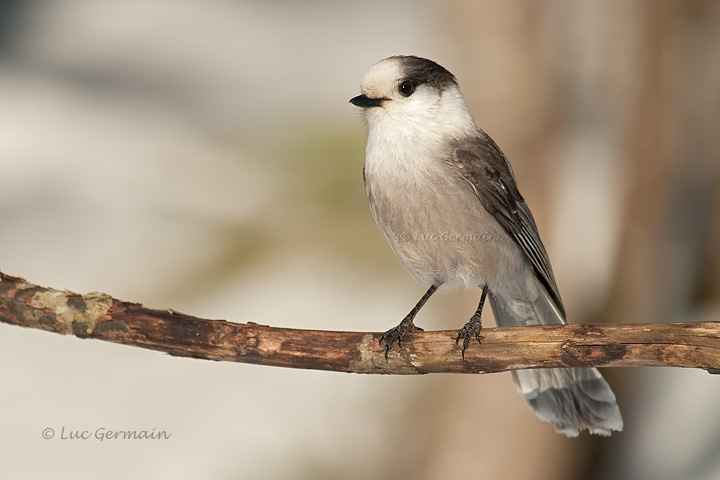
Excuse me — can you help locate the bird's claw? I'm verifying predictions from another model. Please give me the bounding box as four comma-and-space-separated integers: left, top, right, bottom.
456, 316, 483, 359
379, 318, 423, 360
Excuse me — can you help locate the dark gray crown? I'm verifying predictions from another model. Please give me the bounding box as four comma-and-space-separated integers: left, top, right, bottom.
391, 55, 458, 92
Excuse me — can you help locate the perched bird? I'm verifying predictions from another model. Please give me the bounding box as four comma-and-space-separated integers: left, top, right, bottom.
350, 55, 622, 437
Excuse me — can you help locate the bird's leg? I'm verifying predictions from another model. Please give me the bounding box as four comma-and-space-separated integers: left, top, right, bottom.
456, 285, 488, 358
380, 284, 438, 360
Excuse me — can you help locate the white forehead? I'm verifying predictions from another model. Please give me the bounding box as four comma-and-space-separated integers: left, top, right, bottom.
360, 58, 403, 94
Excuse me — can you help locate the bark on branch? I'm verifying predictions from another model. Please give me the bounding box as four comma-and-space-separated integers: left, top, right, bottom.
1, 272, 719, 375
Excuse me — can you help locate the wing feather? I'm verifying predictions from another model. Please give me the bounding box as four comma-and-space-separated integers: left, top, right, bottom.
450, 133, 565, 316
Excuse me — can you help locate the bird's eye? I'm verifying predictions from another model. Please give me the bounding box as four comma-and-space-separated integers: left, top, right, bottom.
399, 82, 415, 97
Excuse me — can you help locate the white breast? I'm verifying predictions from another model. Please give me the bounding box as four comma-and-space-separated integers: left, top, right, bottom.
364, 125, 526, 290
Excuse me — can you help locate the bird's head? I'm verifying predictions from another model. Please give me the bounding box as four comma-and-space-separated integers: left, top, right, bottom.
350, 56, 476, 139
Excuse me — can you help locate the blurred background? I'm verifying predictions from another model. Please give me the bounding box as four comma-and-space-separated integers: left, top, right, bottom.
1, 0, 719, 478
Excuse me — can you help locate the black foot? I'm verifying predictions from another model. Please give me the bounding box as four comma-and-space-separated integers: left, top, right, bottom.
379, 317, 424, 360
456, 314, 483, 359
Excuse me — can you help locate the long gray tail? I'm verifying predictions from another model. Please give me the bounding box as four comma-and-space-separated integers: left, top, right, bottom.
489, 281, 623, 437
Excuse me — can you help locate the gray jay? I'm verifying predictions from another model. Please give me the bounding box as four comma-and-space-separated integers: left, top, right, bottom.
350, 55, 622, 437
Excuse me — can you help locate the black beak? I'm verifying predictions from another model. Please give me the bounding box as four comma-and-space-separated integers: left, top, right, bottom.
349, 94, 387, 108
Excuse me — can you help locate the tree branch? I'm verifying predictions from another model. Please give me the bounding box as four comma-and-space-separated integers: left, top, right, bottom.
1, 271, 719, 374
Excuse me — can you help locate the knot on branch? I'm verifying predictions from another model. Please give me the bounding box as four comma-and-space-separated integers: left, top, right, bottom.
561, 341, 628, 367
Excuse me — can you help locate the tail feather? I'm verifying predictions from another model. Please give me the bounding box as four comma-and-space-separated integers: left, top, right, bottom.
489, 283, 623, 437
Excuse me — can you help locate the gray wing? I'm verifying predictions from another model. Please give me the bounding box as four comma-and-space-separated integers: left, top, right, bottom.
450, 133, 565, 316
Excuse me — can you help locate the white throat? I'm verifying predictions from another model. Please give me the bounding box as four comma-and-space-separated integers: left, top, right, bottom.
363, 86, 478, 176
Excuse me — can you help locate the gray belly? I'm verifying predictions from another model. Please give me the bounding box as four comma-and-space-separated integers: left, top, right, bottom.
365, 166, 526, 289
